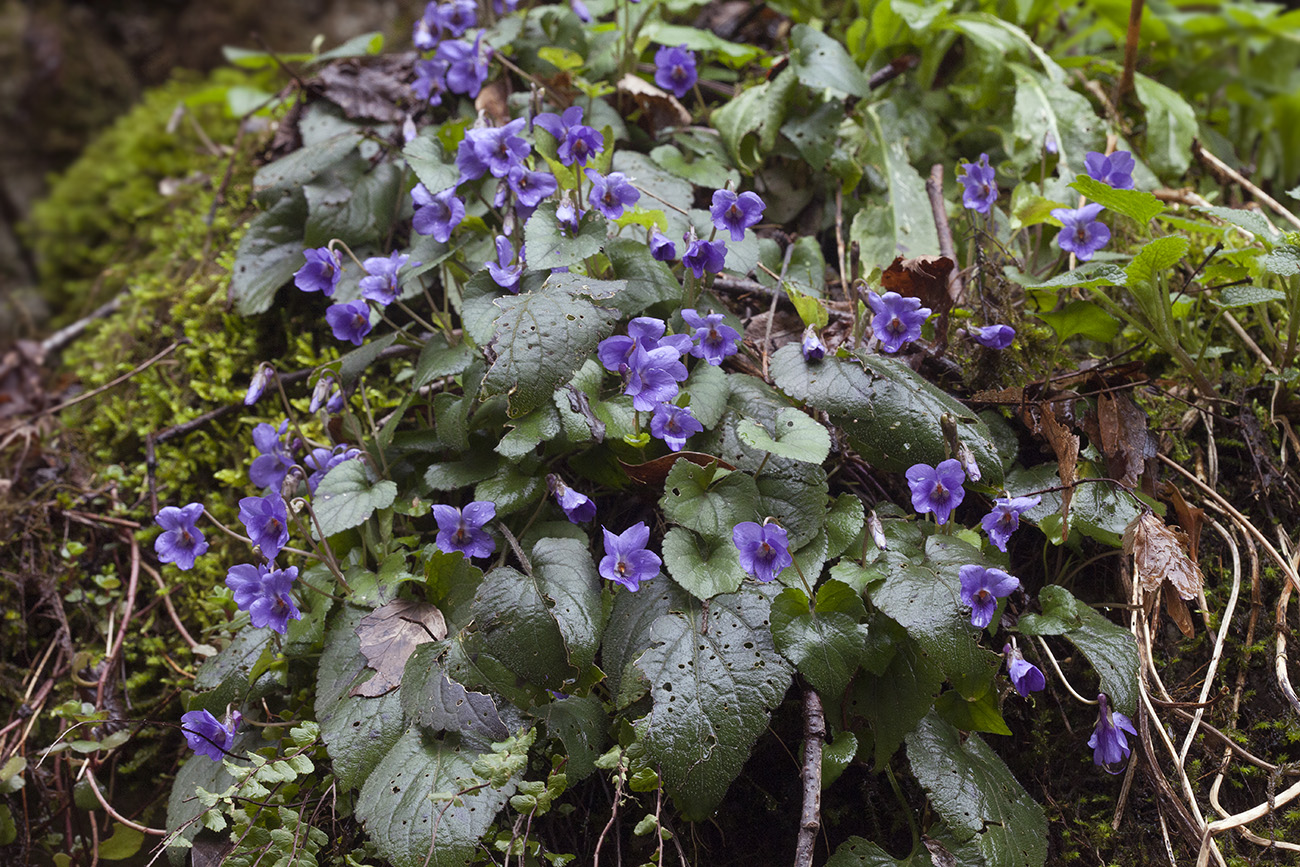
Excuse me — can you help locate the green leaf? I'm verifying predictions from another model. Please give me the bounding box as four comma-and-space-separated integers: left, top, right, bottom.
472, 564, 578, 689
643, 22, 765, 67
538, 46, 584, 71
166, 751, 237, 859
712, 78, 787, 175
650, 144, 740, 190
97, 823, 145, 860
413, 333, 474, 389
524, 202, 608, 270
0, 805, 14, 847
770, 582, 869, 698
1069, 176, 1163, 224
821, 731, 858, 791
311, 31, 385, 63
303, 157, 403, 248
1034, 300, 1121, 343
603, 581, 690, 709
1195, 206, 1282, 244
313, 460, 397, 538
229, 190, 308, 316
187, 628, 274, 718
633, 585, 793, 820
355, 729, 516, 867
253, 131, 363, 198
1018, 584, 1139, 716
531, 537, 604, 672
1025, 263, 1127, 291
1125, 235, 1190, 289
661, 526, 746, 600
496, 403, 561, 460
1210, 286, 1288, 308
474, 462, 545, 516
827, 836, 934, 867
538, 694, 608, 781
424, 451, 500, 491
736, 407, 831, 464
611, 150, 695, 239
770, 345, 1003, 483
847, 626, 941, 765
789, 23, 871, 97
660, 459, 760, 542
754, 460, 829, 549
316, 605, 407, 792
1007, 462, 1140, 548
604, 238, 690, 315
1260, 245, 1300, 277
402, 133, 458, 195
683, 361, 729, 429
934, 688, 1011, 736
1134, 73, 1197, 177
906, 714, 1048, 867
826, 493, 866, 559
400, 644, 510, 746
856, 102, 941, 271
481, 285, 619, 418
1006, 63, 1100, 174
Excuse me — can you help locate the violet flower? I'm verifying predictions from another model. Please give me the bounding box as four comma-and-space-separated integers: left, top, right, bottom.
413, 58, 450, 105
359, 252, 416, 306
294, 247, 342, 295
304, 445, 362, 493
905, 459, 966, 525
958, 564, 1019, 629
649, 229, 677, 262
476, 118, 530, 179
238, 494, 291, 561
957, 153, 998, 214
653, 44, 697, 99
413, 2, 442, 51
867, 291, 931, 354
801, 326, 826, 361
680, 308, 740, 365
244, 362, 274, 406
681, 236, 727, 279
970, 324, 1016, 349
1052, 203, 1110, 261
507, 165, 558, 208
586, 170, 640, 220
154, 503, 208, 570
412, 184, 465, 243
547, 475, 596, 524
226, 563, 301, 634
709, 190, 765, 242
733, 521, 793, 583
455, 127, 495, 183
180, 709, 239, 762
534, 106, 604, 167
599, 522, 661, 591
1089, 693, 1137, 769
435, 0, 477, 36
487, 235, 523, 293
433, 501, 496, 559
1003, 643, 1046, 697
326, 301, 372, 346
980, 495, 1042, 552
649, 403, 702, 451
597, 317, 691, 373
1084, 150, 1135, 190
437, 33, 490, 97
249, 420, 295, 490
624, 345, 689, 411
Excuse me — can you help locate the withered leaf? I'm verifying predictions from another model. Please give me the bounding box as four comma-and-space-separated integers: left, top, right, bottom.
1123, 512, 1204, 601
1163, 482, 1205, 561
1096, 391, 1150, 489
315, 59, 411, 123
352, 598, 448, 697
1162, 582, 1196, 638
620, 452, 736, 487
617, 73, 691, 136
1038, 406, 1079, 541
880, 255, 956, 316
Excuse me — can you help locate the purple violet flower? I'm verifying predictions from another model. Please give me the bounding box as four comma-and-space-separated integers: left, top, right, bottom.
1084, 150, 1136, 190
649, 229, 677, 262
435, 0, 477, 37
733, 521, 793, 583
226, 563, 302, 634
597, 317, 692, 373
244, 362, 274, 406
980, 495, 1042, 552
570, 0, 592, 22
304, 445, 362, 493
801, 326, 826, 361
507, 165, 558, 208
653, 44, 697, 99
1052, 203, 1111, 261
433, 501, 496, 559
649, 403, 703, 450
1089, 693, 1138, 769
958, 564, 1020, 629
624, 345, 689, 411
599, 522, 661, 591
474, 119, 530, 179
326, 301, 373, 346
412, 184, 465, 243
487, 235, 523, 293
359, 252, 417, 306
555, 196, 582, 234
534, 106, 604, 167
958, 153, 998, 214
680, 308, 740, 365
867, 291, 931, 354
681, 236, 727, 278
455, 127, 496, 183
294, 247, 343, 296
154, 503, 209, 570
709, 190, 765, 242
970, 324, 1016, 349
547, 475, 597, 524
413, 2, 442, 51
413, 58, 450, 105
586, 170, 640, 220
905, 459, 966, 525
437, 33, 490, 98
238, 494, 291, 561
1003, 643, 1046, 697
180, 709, 239, 762
249, 420, 295, 490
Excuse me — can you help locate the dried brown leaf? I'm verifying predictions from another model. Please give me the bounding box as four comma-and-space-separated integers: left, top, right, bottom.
315, 59, 411, 123
351, 598, 448, 697
1122, 512, 1204, 601
880, 255, 955, 317
1096, 391, 1150, 489
617, 74, 692, 136
620, 452, 736, 488
1162, 582, 1196, 638
1163, 482, 1205, 561
1039, 407, 1079, 541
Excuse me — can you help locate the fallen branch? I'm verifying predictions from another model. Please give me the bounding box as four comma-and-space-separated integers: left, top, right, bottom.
794, 684, 825, 867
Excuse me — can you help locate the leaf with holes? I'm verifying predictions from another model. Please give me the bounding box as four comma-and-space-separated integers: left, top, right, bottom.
660, 458, 760, 542
660, 526, 746, 600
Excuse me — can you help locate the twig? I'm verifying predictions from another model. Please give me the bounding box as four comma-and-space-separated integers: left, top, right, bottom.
794, 685, 825, 867
144, 563, 199, 652
36, 340, 186, 419
1194, 142, 1300, 231
83, 763, 168, 836
1115, 0, 1145, 105
1276, 579, 1300, 717
1033, 637, 1099, 705
97, 531, 141, 709
40, 296, 125, 355
926, 164, 963, 305
592, 753, 624, 867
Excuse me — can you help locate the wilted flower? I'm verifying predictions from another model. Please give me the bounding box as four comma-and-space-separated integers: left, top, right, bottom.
547, 475, 597, 523
180, 709, 240, 762
801, 326, 826, 361
649, 229, 677, 262
969, 324, 1015, 349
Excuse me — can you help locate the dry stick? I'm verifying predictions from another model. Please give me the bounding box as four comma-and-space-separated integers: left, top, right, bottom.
1194, 142, 1300, 232
760, 242, 797, 380
83, 763, 168, 836
1172, 708, 1291, 775
591, 756, 624, 867
97, 531, 141, 710
36, 340, 185, 419
1277, 576, 1300, 717
40, 295, 125, 355
144, 563, 199, 652
1115, 0, 1145, 105
793, 685, 825, 867
926, 163, 964, 306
